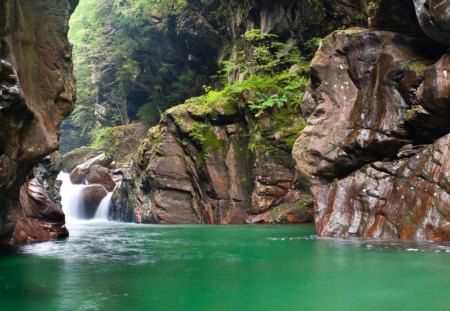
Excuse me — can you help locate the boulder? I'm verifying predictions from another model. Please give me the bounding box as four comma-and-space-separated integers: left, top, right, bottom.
246, 197, 314, 224
61, 147, 104, 172
293, 28, 443, 186
112, 99, 307, 225
70, 164, 115, 192
417, 52, 450, 115
80, 184, 108, 219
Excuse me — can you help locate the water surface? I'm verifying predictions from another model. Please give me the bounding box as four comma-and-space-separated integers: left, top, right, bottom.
1, 222, 449, 311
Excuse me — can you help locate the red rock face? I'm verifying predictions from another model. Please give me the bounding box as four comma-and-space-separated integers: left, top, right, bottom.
313, 134, 450, 240
15, 178, 69, 244
295, 29, 432, 185
0, 0, 77, 244
294, 27, 450, 241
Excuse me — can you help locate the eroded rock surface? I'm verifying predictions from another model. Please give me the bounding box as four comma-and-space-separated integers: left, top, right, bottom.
0, 0, 77, 244
294, 24, 450, 240
313, 134, 450, 240
294, 29, 442, 185
16, 178, 68, 244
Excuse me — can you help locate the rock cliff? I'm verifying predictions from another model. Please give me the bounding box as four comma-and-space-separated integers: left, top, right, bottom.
89, 0, 369, 225
294, 0, 450, 241
62, 0, 368, 152
0, 0, 77, 244
112, 0, 450, 241
112, 78, 313, 224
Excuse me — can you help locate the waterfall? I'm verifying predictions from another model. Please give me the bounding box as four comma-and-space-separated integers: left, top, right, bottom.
58, 172, 87, 221
57, 172, 114, 222
94, 190, 114, 220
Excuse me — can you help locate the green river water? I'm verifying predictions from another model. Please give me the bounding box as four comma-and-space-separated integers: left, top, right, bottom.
0, 222, 449, 311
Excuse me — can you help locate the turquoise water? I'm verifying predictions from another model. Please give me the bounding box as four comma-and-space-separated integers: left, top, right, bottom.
0, 222, 449, 311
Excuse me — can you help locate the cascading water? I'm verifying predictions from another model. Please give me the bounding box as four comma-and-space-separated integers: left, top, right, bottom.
94, 190, 114, 220
57, 172, 114, 222
58, 172, 87, 221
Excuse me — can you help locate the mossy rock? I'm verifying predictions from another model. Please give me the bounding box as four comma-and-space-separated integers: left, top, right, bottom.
62, 146, 102, 172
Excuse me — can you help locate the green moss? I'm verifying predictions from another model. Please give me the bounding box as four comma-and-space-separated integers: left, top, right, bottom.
404, 105, 425, 120
407, 61, 427, 75
189, 122, 226, 152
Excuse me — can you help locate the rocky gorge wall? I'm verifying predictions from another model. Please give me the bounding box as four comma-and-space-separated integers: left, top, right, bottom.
3, 0, 448, 243
110, 0, 450, 242
112, 87, 314, 224
294, 0, 450, 241
85, 0, 370, 225
0, 0, 78, 244
62, 0, 369, 152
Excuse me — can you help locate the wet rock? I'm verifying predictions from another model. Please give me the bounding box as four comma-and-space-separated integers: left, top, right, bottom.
80, 184, 108, 219
34, 152, 63, 208
246, 196, 314, 224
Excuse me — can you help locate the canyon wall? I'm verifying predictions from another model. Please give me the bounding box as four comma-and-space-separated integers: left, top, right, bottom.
110, 0, 370, 224
62, 0, 368, 152
112, 86, 313, 224
0, 0, 77, 244
294, 0, 450, 241
113, 0, 450, 241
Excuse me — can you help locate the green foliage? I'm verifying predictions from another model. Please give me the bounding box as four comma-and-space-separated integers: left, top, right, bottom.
67, 0, 198, 151
249, 94, 288, 117
91, 127, 118, 157
303, 37, 322, 56
189, 122, 226, 152
220, 29, 305, 81
137, 102, 162, 126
